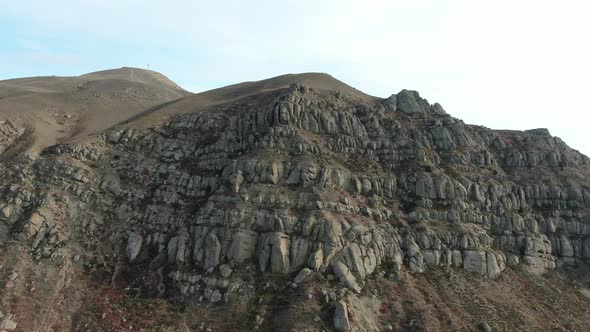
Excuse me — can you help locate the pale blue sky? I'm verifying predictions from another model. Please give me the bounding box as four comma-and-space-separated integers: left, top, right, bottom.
1, 0, 589, 155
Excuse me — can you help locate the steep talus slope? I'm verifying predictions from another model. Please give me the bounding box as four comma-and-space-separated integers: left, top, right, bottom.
0, 74, 589, 331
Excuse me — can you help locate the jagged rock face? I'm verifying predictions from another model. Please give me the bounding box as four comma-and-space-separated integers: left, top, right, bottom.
0, 83, 589, 306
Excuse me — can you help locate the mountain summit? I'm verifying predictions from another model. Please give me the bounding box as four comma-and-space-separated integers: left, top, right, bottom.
0, 69, 589, 331
0, 67, 188, 153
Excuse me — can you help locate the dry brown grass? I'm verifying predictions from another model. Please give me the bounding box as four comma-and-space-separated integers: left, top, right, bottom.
364, 266, 590, 332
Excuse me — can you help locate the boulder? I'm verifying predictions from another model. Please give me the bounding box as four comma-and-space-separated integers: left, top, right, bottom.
0, 205, 12, 219
477, 320, 492, 332
507, 254, 520, 267
463, 250, 487, 275
293, 267, 312, 284
228, 229, 258, 263
126, 232, 143, 263
486, 252, 501, 278
333, 261, 362, 294
270, 232, 290, 274
107, 130, 122, 143
219, 264, 233, 278
334, 301, 350, 332
396, 89, 430, 115
0, 314, 17, 331
559, 235, 574, 257
23, 212, 45, 239
205, 233, 221, 269
210, 289, 223, 303
290, 237, 310, 270
423, 250, 441, 267
582, 238, 590, 259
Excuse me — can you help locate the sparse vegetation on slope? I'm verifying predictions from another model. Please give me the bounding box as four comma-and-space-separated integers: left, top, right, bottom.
0, 70, 589, 331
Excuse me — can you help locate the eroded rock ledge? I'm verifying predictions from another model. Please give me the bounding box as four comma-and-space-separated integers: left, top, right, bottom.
1, 83, 589, 308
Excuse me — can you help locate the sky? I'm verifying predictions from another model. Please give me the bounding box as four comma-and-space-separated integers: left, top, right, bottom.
1, 0, 589, 155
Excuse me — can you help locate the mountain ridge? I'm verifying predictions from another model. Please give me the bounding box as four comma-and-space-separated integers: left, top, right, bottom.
0, 68, 589, 331
0, 67, 188, 153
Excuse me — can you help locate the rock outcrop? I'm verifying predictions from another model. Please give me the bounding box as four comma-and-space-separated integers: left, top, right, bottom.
0, 74, 589, 331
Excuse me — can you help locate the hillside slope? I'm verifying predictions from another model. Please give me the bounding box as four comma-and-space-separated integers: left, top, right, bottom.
0, 71, 589, 331
116, 72, 376, 130
0, 67, 188, 153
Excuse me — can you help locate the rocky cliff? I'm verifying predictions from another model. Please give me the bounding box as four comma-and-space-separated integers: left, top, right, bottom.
0, 71, 589, 331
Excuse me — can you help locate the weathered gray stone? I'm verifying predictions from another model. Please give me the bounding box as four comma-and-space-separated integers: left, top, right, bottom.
463, 250, 487, 275
107, 130, 122, 143
334, 301, 350, 332
0, 205, 12, 219
270, 232, 290, 274
0, 314, 17, 331
126, 232, 143, 263
507, 254, 520, 267
293, 267, 312, 284
559, 235, 574, 257
205, 233, 221, 269
210, 289, 223, 303
486, 252, 501, 279
219, 264, 232, 278
3, 70, 590, 324
582, 238, 590, 259
477, 320, 492, 332
228, 229, 258, 263
396, 89, 430, 115
423, 250, 441, 267
333, 261, 362, 294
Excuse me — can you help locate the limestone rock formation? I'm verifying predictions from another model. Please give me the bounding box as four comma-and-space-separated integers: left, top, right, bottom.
334, 301, 351, 332
0, 70, 589, 331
